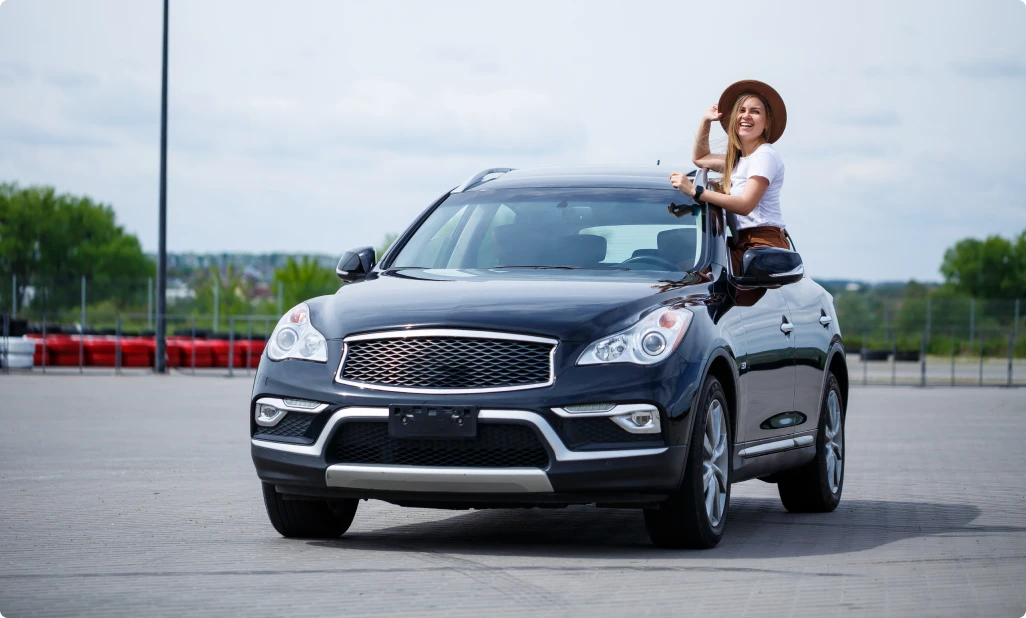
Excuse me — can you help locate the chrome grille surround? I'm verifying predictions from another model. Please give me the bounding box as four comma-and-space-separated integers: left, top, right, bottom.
334, 329, 558, 394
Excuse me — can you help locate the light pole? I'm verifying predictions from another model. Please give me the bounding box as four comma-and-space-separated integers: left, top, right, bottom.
155, 0, 169, 373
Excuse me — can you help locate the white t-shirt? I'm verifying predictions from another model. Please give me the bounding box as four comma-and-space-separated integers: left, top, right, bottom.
730, 143, 785, 230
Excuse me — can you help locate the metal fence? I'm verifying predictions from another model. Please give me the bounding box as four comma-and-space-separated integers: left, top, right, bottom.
2, 275, 1025, 385
835, 294, 1024, 386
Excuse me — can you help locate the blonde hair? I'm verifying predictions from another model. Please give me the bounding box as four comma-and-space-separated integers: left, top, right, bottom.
721, 94, 774, 194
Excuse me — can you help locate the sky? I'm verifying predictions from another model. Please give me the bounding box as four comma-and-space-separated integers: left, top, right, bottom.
0, 0, 1024, 282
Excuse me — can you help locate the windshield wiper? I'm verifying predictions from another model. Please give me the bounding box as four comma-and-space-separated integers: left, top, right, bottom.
494, 265, 631, 271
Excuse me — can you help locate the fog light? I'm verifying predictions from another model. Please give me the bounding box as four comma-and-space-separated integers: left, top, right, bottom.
611, 406, 661, 434
255, 403, 286, 427
282, 398, 320, 409
563, 403, 616, 413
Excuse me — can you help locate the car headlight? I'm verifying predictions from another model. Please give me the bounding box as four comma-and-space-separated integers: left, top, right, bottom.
266, 302, 328, 363
577, 308, 693, 366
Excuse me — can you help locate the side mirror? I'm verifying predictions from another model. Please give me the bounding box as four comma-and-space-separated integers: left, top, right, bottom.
336, 246, 377, 282
735, 247, 803, 286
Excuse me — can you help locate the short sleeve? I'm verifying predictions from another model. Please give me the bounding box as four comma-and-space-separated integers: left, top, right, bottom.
746, 148, 781, 184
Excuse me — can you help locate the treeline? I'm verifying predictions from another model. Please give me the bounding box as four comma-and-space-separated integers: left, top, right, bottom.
0, 183, 398, 323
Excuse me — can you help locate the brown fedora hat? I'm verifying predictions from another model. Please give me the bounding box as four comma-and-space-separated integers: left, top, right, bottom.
717, 80, 787, 144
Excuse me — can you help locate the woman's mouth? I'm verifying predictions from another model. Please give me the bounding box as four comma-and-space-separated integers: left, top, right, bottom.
740, 122, 753, 129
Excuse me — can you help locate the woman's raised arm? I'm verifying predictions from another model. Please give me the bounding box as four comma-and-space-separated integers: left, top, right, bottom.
692, 105, 725, 173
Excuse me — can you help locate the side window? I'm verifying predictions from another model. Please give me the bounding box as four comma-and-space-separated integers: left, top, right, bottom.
475, 204, 516, 267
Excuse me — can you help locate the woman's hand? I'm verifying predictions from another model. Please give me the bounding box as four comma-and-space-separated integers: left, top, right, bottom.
702, 104, 722, 122
670, 172, 696, 197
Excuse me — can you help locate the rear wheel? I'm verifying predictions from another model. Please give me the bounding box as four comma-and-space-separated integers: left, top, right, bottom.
261, 482, 359, 538
644, 376, 731, 549
777, 374, 845, 513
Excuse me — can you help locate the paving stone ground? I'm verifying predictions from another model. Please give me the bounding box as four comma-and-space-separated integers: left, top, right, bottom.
0, 375, 1024, 618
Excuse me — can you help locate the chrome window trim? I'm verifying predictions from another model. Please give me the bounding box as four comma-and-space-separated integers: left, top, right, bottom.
550, 403, 657, 418
254, 397, 330, 414
333, 329, 558, 394
252, 407, 668, 462
325, 465, 553, 493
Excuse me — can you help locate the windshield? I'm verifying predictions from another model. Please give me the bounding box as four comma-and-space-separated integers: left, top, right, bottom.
390, 188, 704, 272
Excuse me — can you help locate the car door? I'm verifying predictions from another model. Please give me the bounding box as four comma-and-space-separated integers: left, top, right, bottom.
779, 279, 832, 426
734, 286, 797, 446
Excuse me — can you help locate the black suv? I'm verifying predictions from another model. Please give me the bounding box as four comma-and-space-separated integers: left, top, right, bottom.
251, 166, 848, 548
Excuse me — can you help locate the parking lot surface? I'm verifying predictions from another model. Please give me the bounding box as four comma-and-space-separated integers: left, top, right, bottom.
1, 375, 1024, 618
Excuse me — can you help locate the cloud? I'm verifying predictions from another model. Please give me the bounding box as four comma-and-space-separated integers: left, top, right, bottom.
328, 80, 587, 156
0, 124, 113, 149
834, 109, 901, 127
951, 58, 1026, 79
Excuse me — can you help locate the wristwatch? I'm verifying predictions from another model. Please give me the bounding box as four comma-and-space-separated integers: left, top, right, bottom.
693, 185, 704, 203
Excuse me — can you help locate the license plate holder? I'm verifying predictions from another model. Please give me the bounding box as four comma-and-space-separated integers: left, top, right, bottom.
388, 405, 479, 439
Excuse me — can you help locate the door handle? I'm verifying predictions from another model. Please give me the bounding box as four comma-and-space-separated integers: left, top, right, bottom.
819, 315, 832, 327
780, 321, 794, 334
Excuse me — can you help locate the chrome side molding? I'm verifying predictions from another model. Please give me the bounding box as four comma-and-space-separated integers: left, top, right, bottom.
738, 434, 815, 458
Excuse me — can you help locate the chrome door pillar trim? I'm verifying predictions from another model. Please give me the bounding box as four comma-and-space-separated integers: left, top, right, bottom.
324, 464, 553, 493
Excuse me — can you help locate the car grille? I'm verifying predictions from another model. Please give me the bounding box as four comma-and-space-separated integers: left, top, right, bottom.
253, 413, 314, 439
339, 334, 554, 391
329, 422, 550, 468
555, 417, 663, 450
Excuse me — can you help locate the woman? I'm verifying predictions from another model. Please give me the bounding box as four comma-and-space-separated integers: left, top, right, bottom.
670, 80, 788, 273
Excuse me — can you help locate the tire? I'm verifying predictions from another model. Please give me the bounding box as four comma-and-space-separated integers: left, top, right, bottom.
644, 376, 731, 549
777, 374, 845, 513
261, 482, 359, 539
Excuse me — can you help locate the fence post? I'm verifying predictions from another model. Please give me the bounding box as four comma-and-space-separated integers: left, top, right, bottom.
41, 314, 47, 374
115, 315, 122, 375
925, 296, 931, 344
891, 332, 897, 386
148, 277, 154, 330
1015, 299, 1021, 346
277, 283, 284, 317
978, 338, 984, 387
214, 284, 220, 334
950, 328, 955, 387
191, 316, 197, 374
920, 328, 927, 387
11, 274, 16, 318
228, 317, 235, 378
883, 304, 890, 344
969, 298, 975, 351
862, 329, 868, 386
2, 313, 8, 374
1008, 332, 1014, 388
246, 316, 253, 376
79, 275, 86, 374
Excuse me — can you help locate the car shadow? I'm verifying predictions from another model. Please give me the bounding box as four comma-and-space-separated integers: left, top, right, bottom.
307, 495, 1019, 559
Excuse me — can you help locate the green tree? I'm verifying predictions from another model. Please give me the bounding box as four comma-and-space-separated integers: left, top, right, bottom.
273, 256, 339, 308
0, 183, 154, 310
940, 230, 1026, 299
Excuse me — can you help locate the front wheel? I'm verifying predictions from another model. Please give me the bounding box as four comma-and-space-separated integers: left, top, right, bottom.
261, 482, 359, 539
644, 376, 731, 549
777, 373, 845, 512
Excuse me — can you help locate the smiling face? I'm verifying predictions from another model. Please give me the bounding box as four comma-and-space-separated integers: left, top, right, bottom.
734, 95, 769, 144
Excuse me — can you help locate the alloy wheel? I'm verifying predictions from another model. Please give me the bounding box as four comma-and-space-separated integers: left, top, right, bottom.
825, 391, 844, 494
702, 399, 729, 527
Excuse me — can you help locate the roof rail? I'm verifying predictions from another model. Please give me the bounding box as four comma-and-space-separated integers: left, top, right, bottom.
451, 168, 515, 193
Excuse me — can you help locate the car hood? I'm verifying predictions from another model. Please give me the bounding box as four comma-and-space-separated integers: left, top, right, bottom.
310, 268, 713, 342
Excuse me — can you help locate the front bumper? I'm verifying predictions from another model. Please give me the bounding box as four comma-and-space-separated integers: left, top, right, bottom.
252, 405, 689, 506
251, 341, 703, 507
